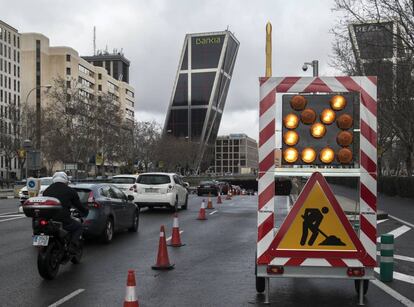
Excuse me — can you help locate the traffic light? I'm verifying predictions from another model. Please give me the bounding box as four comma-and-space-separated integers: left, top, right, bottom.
281, 93, 356, 166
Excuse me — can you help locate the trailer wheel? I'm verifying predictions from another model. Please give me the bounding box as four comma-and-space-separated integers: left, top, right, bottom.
255, 253, 265, 293
354, 279, 369, 295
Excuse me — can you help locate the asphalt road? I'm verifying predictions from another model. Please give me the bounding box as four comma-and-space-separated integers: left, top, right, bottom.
0, 192, 413, 306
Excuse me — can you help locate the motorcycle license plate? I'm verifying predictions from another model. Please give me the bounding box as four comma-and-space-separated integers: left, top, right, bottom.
33, 235, 49, 246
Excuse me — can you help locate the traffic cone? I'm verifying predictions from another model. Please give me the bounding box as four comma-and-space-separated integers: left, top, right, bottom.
168, 213, 185, 247
217, 193, 222, 204
226, 191, 232, 200
123, 270, 139, 307
206, 193, 215, 209
197, 200, 207, 220
152, 225, 174, 270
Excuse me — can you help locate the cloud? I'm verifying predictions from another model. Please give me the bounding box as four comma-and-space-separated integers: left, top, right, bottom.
2, 0, 342, 140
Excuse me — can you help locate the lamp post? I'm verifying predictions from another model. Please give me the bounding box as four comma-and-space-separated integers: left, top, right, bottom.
22, 139, 32, 180
302, 60, 319, 77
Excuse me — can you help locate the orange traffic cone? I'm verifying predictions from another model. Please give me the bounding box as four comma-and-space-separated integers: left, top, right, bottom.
197, 200, 207, 220
124, 270, 139, 307
168, 213, 185, 247
217, 193, 222, 204
152, 225, 174, 270
206, 193, 215, 209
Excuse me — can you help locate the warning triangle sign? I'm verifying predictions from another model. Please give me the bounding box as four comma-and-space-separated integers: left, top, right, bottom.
270, 172, 367, 260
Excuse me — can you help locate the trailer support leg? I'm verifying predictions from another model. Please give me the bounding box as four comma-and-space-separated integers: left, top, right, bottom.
264, 277, 270, 304
358, 279, 364, 305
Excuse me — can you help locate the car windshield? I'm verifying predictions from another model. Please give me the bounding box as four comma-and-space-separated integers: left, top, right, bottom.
112, 177, 136, 184
137, 175, 171, 185
40, 178, 53, 185
75, 189, 92, 203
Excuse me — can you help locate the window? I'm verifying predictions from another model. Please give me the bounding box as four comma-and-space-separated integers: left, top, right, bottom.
78, 64, 94, 77
66, 67, 71, 75
66, 80, 71, 88
191, 72, 215, 105
137, 174, 171, 185
191, 35, 225, 69
126, 88, 134, 98
66, 54, 71, 62
98, 73, 102, 80
98, 84, 102, 91
172, 74, 188, 106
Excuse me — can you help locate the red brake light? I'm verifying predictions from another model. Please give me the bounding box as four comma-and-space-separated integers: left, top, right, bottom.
40, 220, 48, 226
267, 265, 284, 275
87, 191, 95, 203
347, 267, 365, 277
87, 191, 101, 208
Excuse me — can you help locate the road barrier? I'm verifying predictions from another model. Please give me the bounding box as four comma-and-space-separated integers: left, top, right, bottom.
123, 270, 139, 307
197, 200, 207, 220
380, 234, 394, 282
168, 213, 185, 247
152, 225, 174, 270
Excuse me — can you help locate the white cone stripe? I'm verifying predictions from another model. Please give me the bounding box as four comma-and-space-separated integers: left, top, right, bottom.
360, 104, 377, 132
343, 259, 363, 267
301, 258, 331, 267
360, 231, 377, 260
257, 230, 274, 258
259, 105, 276, 130
259, 136, 275, 161
321, 77, 348, 92
173, 218, 179, 228
361, 172, 377, 198
361, 137, 377, 164
125, 286, 137, 302
258, 211, 272, 227
357, 76, 377, 102
160, 232, 164, 237
269, 257, 290, 265
288, 77, 314, 93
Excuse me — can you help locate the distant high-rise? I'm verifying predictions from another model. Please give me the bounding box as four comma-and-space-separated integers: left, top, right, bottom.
164, 30, 239, 171
82, 50, 130, 83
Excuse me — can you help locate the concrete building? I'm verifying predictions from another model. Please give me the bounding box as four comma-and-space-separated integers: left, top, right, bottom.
82, 50, 130, 83
20, 32, 135, 142
212, 134, 258, 175
0, 20, 21, 180
164, 31, 239, 171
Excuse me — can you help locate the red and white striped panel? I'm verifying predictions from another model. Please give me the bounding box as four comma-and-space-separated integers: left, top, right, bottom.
257, 76, 377, 267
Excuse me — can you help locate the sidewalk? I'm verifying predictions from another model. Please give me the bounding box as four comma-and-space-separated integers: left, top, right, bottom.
0, 188, 17, 200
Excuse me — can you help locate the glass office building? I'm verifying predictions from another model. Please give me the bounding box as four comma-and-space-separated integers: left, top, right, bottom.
164, 31, 239, 171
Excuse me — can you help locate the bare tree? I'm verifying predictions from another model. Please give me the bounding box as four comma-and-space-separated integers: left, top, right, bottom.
132, 121, 161, 172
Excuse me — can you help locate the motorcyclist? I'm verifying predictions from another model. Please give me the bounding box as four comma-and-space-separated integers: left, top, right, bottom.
43, 172, 88, 251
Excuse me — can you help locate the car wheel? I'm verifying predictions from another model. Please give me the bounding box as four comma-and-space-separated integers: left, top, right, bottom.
170, 197, 178, 212
182, 194, 188, 210
101, 217, 114, 243
128, 210, 139, 232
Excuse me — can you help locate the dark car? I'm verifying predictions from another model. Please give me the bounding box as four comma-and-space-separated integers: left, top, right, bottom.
217, 181, 230, 195
197, 181, 220, 196
72, 183, 139, 243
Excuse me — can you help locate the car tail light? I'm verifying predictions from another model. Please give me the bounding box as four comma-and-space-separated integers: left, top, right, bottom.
347, 267, 365, 277
40, 219, 48, 226
87, 191, 101, 208
129, 184, 137, 193
267, 265, 284, 275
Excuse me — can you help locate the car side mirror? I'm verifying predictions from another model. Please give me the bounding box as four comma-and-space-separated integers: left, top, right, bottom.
127, 195, 134, 202
183, 182, 189, 188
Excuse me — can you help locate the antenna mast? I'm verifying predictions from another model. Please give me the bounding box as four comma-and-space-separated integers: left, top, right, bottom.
93, 26, 96, 55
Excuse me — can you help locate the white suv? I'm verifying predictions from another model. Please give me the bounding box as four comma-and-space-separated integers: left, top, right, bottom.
135, 173, 188, 211
111, 174, 140, 203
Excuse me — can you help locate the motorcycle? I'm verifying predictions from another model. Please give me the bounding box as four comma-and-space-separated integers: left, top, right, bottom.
23, 197, 84, 280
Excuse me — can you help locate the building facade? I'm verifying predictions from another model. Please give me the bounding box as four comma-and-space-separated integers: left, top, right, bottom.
21, 32, 135, 134
0, 20, 21, 180
212, 134, 258, 175
82, 50, 130, 83
164, 31, 239, 171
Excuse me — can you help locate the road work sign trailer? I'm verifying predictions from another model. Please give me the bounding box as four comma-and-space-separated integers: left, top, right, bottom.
256, 76, 377, 305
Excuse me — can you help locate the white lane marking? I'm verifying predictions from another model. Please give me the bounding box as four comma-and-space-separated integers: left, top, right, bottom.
371, 279, 414, 306
374, 268, 414, 285
389, 214, 414, 228
377, 219, 388, 224
166, 230, 184, 242
209, 210, 218, 215
376, 251, 414, 263
0, 216, 25, 223
377, 225, 411, 243
48, 289, 85, 307
0, 214, 24, 218
0, 211, 20, 215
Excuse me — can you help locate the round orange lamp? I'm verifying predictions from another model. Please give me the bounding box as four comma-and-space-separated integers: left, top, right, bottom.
337, 147, 353, 164
284, 113, 299, 129
301, 108, 317, 125
330, 95, 347, 111
320, 147, 335, 164
310, 123, 327, 138
337, 113, 353, 130
320, 108, 336, 125
301, 147, 316, 163
283, 131, 299, 146
337, 131, 353, 147
290, 95, 307, 111
283, 147, 299, 163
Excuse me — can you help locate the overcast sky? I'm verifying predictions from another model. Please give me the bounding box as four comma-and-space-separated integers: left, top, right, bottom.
2, 0, 343, 140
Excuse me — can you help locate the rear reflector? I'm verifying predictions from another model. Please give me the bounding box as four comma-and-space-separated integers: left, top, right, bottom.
267, 265, 284, 275
40, 220, 48, 226
347, 267, 365, 277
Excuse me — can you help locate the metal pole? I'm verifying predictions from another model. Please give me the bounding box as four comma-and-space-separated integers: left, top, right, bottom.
312, 60, 319, 77
264, 277, 270, 304
358, 279, 364, 305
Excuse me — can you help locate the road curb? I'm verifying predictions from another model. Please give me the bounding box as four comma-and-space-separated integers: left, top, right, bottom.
0, 196, 15, 199
344, 209, 388, 220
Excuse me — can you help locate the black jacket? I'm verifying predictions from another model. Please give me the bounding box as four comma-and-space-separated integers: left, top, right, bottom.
43, 182, 89, 224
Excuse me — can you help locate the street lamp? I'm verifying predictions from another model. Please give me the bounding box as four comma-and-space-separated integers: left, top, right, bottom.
302, 60, 319, 77
22, 139, 32, 180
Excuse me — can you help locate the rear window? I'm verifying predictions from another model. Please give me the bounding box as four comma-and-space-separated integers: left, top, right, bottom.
112, 177, 136, 184
75, 189, 92, 203
200, 181, 214, 185
41, 178, 53, 185
137, 175, 171, 185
